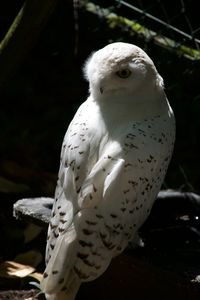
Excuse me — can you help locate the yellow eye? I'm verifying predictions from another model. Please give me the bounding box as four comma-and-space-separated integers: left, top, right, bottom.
116, 69, 131, 79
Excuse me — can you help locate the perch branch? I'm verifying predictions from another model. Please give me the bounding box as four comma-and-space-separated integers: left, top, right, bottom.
13, 190, 200, 293
13, 190, 200, 228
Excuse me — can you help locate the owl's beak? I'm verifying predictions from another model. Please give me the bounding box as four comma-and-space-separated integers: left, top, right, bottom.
100, 86, 104, 94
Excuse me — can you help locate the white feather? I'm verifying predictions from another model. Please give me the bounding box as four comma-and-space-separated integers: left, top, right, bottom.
41, 42, 175, 300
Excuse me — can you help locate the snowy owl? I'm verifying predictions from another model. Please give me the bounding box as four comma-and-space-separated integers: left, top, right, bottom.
41, 42, 175, 300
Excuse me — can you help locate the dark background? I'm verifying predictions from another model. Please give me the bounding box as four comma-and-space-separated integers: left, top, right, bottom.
0, 0, 200, 292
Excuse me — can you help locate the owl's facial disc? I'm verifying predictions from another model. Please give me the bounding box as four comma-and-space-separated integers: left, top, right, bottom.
98, 66, 133, 95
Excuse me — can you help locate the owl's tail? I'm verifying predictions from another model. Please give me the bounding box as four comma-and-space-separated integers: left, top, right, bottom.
44, 277, 80, 300
41, 225, 81, 299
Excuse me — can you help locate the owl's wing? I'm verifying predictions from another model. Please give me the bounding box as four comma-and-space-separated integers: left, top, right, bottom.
42, 156, 126, 292
41, 99, 113, 292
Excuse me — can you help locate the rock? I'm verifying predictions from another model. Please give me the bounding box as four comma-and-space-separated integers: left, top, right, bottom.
13, 197, 53, 228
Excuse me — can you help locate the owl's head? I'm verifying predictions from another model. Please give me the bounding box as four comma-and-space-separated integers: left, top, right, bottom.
84, 42, 163, 100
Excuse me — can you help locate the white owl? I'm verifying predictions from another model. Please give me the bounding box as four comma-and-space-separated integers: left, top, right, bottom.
41, 42, 175, 300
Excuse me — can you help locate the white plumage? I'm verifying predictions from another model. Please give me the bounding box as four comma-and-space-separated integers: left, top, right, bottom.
41, 42, 175, 299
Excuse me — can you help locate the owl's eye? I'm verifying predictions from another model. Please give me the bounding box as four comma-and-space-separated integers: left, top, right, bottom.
116, 69, 132, 79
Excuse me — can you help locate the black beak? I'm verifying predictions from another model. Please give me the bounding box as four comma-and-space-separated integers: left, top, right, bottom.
100, 86, 103, 94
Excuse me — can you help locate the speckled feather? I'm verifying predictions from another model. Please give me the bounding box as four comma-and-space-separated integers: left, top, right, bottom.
41, 42, 175, 300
